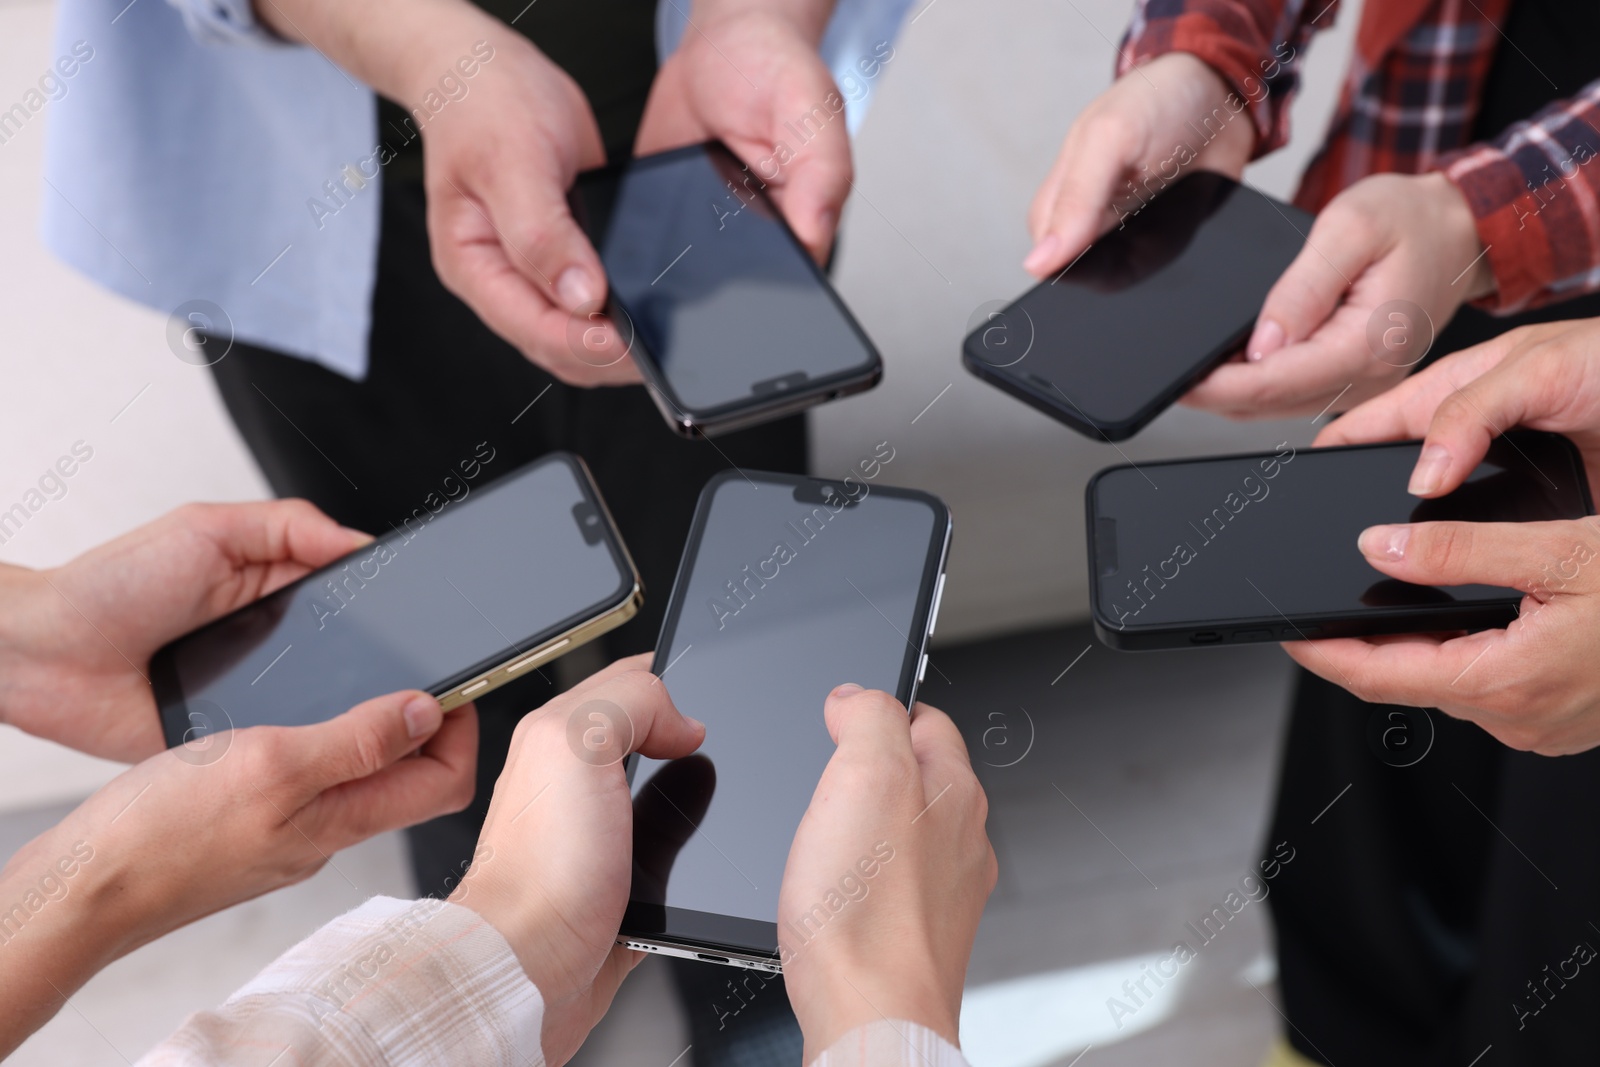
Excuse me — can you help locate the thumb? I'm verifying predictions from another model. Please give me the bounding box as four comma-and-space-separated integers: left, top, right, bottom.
770, 130, 852, 264
1356, 519, 1600, 594
289, 690, 444, 791
486, 141, 608, 316
1247, 207, 1374, 361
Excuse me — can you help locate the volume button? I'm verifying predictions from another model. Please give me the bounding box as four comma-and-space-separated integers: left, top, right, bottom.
917, 652, 929, 683
928, 572, 946, 636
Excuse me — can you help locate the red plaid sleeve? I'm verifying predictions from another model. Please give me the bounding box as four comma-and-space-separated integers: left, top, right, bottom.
1440, 81, 1600, 313
1118, 0, 1340, 158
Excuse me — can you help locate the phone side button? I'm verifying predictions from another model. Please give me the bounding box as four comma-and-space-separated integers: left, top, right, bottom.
917, 652, 929, 683
927, 573, 946, 636
461, 679, 490, 697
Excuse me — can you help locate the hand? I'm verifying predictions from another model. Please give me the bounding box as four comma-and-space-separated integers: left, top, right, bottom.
635, 4, 850, 263
0, 689, 476, 1056
1183, 172, 1494, 418
1316, 318, 1600, 500
448, 655, 705, 1065
0, 500, 372, 762
420, 24, 641, 385
1284, 318, 1600, 754
1283, 518, 1600, 754
779, 685, 995, 1061
1025, 52, 1255, 277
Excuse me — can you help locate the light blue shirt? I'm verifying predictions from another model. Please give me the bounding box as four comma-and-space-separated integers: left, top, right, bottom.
42, 0, 912, 380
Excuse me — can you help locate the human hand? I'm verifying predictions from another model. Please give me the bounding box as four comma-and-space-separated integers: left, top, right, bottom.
1184, 172, 1494, 418
0, 500, 372, 762
448, 655, 705, 1065
1315, 317, 1600, 500
1284, 318, 1600, 754
0, 689, 476, 1054
418, 21, 640, 385
1283, 517, 1600, 754
635, 3, 850, 263
1025, 52, 1255, 277
778, 685, 995, 1061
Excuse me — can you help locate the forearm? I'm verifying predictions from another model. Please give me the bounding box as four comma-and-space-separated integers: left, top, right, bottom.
0, 564, 55, 729
251, 0, 511, 106
0, 826, 120, 1059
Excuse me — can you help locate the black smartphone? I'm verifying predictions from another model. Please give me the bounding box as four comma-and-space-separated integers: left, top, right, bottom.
569, 142, 882, 438
619, 469, 951, 971
962, 171, 1311, 441
1086, 432, 1594, 650
153, 452, 642, 747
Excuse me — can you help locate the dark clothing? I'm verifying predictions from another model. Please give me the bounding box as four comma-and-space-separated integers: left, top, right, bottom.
213, 176, 806, 895
1269, 4, 1600, 1062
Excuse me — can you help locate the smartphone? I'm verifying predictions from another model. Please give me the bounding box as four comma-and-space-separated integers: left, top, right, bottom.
962, 171, 1311, 441
569, 142, 882, 438
1086, 432, 1594, 650
153, 453, 642, 747
619, 469, 951, 971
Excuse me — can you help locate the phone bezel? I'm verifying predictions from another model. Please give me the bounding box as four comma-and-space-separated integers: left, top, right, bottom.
151, 452, 642, 747
961, 173, 1313, 442
1084, 432, 1595, 650
570, 142, 884, 439
619, 468, 952, 967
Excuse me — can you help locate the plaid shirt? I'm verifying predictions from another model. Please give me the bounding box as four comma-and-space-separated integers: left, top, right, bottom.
136, 897, 969, 1067
1119, 0, 1600, 313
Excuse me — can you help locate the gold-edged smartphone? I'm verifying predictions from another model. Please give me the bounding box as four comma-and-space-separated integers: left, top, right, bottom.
154, 452, 640, 746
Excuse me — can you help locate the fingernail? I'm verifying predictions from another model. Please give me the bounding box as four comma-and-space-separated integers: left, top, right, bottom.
404, 694, 442, 739
1023, 233, 1063, 274
1359, 524, 1409, 562
341, 525, 375, 545
684, 715, 705, 733
556, 267, 596, 313
830, 683, 864, 698
1248, 319, 1285, 361
1409, 445, 1450, 496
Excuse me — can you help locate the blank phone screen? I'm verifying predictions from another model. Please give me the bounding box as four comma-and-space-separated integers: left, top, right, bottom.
976, 172, 1309, 429
158, 455, 632, 740
630, 473, 944, 933
1092, 434, 1591, 633
572, 143, 877, 416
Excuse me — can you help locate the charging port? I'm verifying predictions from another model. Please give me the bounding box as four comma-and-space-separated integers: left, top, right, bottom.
696, 953, 730, 964
1190, 631, 1223, 644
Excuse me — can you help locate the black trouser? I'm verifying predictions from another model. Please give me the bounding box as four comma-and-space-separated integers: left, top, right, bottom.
1267, 300, 1600, 1065
211, 177, 807, 897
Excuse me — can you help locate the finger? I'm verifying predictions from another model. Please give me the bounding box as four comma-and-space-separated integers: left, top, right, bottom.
583, 668, 706, 762
278, 689, 449, 794
306, 704, 480, 850
429, 188, 640, 387
1356, 519, 1600, 594
571, 653, 657, 696
822, 684, 913, 762
1282, 631, 1506, 709
1183, 331, 1361, 416
1247, 211, 1378, 361
1413, 353, 1569, 498
192, 499, 369, 595
1024, 126, 1132, 277
753, 113, 852, 263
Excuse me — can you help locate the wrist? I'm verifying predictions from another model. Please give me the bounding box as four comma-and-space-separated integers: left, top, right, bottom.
0, 565, 52, 725
686, 0, 834, 45
792, 954, 958, 1062
0, 826, 121, 1055
1427, 170, 1496, 301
